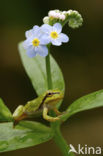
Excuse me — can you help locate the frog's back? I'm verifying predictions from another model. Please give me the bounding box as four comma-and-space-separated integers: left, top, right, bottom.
24, 93, 46, 114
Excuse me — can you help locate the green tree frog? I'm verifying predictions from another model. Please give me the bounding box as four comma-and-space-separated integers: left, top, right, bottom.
13, 89, 64, 125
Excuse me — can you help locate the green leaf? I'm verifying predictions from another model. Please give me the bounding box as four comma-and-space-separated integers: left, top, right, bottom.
0, 121, 53, 153
62, 89, 103, 121
0, 98, 13, 122
18, 42, 65, 94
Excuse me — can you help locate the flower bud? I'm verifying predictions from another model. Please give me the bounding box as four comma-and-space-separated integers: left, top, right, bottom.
67, 10, 73, 15
43, 16, 49, 24
62, 11, 67, 15
67, 10, 83, 28
59, 14, 65, 21
55, 12, 61, 19
48, 10, 56, 17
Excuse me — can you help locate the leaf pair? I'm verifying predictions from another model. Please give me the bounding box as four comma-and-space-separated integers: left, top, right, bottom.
0, 42, 103, 153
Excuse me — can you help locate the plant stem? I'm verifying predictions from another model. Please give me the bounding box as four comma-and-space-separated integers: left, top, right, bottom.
51, 122, 75, 156
45, 47, 75, 156
45, 47, 52, 89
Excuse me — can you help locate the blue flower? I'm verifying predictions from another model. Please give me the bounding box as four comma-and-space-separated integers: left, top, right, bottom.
41, 23, 69, 46
23, 26, 49, 58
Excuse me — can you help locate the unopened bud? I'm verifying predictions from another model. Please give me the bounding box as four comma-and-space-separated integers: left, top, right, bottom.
59, 14, 66, 20
43, 16, 49, 24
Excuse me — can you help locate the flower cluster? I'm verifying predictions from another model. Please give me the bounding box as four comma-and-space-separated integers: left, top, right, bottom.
48, 10, 66, 21
43, 10, 67, 24
43, 9, 83, 28
23, 9, 83, 58
23, 23, 69, 58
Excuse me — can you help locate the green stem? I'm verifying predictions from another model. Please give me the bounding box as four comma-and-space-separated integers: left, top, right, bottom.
52, 123, 75, 156
45, 47, 52, 89
45, 46, 75, 156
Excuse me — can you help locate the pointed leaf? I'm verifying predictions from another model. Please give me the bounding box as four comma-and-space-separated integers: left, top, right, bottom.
18, 42, 65, 107
62, 89, 103, 121
0, 98, 13, 122
0, 121, 53, 153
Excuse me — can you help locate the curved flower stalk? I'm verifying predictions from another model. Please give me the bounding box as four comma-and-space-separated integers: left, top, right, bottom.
66, 10, 83, 28
43, 9, 83, 28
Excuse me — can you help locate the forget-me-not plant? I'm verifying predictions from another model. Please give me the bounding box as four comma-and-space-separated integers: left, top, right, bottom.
2, 8, 103, 156
2, 10, 100, 156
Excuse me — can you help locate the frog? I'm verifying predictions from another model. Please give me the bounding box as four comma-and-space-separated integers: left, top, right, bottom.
13, 89, 64, 125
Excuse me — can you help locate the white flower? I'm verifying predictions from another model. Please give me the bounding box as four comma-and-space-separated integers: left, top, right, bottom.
41, 23, 69, 46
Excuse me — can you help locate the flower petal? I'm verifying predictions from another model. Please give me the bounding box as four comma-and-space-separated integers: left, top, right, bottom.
23, 37, 33, 49
32, 25, 40, 35
53, 23, 62, 33
25, 26, 41, 39
26, 46, 37, 58
51, 39, 62, 46
33, 25, 40, 31
40, 34, 51, 45
25, 29, 33, 38
35, 45, 48, 57
41, 24, 52, 34
59, 33, 69, 43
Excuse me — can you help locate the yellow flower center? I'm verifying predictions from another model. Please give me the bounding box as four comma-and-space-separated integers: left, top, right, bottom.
50, 31, 58, 39
32, 38, 40, 47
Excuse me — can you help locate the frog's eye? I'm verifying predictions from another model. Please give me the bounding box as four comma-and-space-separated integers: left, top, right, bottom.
48, 92, 52, 96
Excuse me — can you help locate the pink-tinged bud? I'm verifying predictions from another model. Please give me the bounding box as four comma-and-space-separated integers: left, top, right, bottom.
48, 11, 56, 17
59, 14, 65, 20
54, 12, 60, 19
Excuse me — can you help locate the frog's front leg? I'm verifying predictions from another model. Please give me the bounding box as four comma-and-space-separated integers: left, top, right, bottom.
43, 104, 60, 122
53, 107, 62, 116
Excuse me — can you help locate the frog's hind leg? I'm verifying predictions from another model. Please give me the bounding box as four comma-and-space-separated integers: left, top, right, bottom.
43, 105, 60, 122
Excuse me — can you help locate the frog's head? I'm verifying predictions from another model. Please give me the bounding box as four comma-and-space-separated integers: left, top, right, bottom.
44, 89, 64, 106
